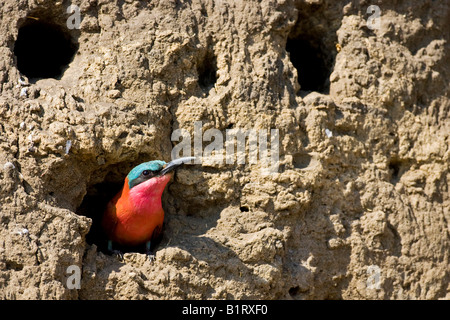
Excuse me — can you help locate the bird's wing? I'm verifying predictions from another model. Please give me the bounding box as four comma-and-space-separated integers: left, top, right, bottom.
151, 223, 163, 244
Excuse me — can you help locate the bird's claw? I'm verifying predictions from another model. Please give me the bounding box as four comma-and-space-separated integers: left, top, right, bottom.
146, 251, 156, 263
111, 250, 124, 261
107, 240, 123, 261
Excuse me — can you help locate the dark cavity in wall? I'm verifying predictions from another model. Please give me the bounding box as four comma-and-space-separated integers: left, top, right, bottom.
197, 49, 218, 93
14, 18, 78, 80
76, 178, 123, 253
388, 157, 410, 185
286, 4, 338, 94
76, 160, 164, 255
286, 36, 333, 93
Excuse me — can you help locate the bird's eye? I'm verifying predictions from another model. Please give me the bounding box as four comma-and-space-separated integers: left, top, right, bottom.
142, 170, 150, 176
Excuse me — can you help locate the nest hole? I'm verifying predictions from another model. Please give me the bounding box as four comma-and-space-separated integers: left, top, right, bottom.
288, 286, 300, 298
239, 206, 249, 212
286, 4, 337, 94
197, 50, 218, 92
14, 18, 78, 80
76, 161, 163, 254
388, 158, 408, 185
286, 36, 333, 93
76, 179, 123, 253
293, 153, 312, 169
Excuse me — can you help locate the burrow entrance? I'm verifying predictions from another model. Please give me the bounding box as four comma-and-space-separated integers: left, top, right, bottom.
14, 17, 78, 80
286, 4, 338, 94
196, 39, 218, 96
286, 36, 333, 93
76, 161, 165, 255
76, 178, 123, 254
198, 50, 218, 92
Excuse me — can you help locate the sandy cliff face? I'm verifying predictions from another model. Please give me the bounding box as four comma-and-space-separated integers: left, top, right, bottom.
0, 0, 448, 299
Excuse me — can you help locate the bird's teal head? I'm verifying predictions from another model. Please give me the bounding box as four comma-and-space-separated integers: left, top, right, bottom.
126, 157, 195, 189
127, 160, 166, 189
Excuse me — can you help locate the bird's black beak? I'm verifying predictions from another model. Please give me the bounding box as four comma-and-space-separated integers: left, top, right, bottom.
160, 157, 196, 176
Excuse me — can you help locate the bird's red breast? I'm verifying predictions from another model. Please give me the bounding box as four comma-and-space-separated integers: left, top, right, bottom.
102, 174, 172, 246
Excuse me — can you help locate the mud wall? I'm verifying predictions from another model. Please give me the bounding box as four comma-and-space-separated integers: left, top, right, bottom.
0, 0, 449, 299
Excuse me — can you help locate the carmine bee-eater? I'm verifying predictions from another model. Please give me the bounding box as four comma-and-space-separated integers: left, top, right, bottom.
101, 157, 195, 259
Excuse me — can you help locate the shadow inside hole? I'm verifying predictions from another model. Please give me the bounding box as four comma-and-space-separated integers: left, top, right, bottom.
197, 50, 218, 92
14, 19, 78, 80
388, 159, 402, 185
286, 37, 332, 93
388, 158, 410, 185
239, 206, 249, 212
288, 286, 300, 298
293, 153, 312, 169
76, 180, 123, 253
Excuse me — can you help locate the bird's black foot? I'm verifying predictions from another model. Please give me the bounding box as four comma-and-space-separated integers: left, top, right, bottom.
112, 250, 124, 261
145, 241, 156, 263
147, 252, 156, 263
107, 240, 124, 261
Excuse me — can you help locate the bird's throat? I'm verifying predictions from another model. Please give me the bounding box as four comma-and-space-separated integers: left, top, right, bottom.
128, 174, 171, 213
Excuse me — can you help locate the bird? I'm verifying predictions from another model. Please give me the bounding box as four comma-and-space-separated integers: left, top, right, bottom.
101, 156, 195, 260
